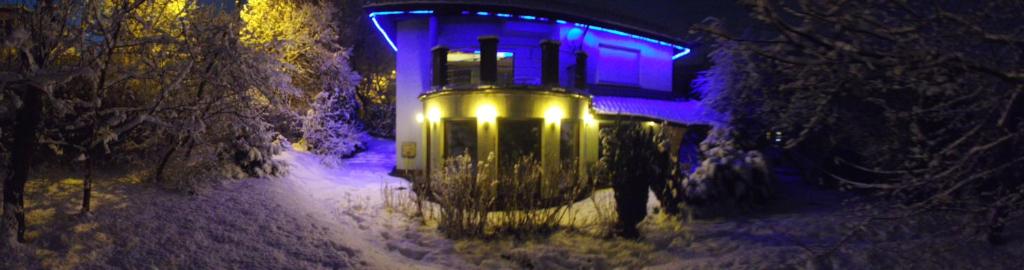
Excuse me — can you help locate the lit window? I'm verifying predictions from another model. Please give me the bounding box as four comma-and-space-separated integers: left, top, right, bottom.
447, 50, 515, 87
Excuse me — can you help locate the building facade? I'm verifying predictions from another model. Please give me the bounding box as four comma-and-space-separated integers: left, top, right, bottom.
366, 1, 719, 175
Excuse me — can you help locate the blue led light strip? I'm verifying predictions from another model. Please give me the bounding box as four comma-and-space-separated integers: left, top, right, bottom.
369, 14, 398, 51
672, 48, 692, 60
369, 10, 690, 58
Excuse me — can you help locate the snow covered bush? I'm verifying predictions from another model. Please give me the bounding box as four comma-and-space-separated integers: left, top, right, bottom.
302, 91, 365, 162
266, 108, 305, 141
302, 51, 366, 163
679, 127, 774, 218
218, 120, 286, 179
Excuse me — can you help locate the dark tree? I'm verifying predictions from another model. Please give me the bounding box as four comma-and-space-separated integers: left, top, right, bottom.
694, 0, 1024, 243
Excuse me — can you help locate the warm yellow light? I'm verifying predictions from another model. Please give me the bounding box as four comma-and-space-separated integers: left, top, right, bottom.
645, 121, 659, 127
427, 108, 442, 123
544, 106, 564, 124
583, 111, 595, 125
415, 113, 424, 123
476, 104, 498, 123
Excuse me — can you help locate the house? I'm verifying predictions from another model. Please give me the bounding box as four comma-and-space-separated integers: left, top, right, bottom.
365, 0, 720, 176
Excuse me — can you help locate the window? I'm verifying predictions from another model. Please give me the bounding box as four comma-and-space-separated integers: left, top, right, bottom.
560, 120, 579, 162
498, 119, 541, 172
596, 45, 639, 86
447, 50, 515, 87
444, 119, 477, 163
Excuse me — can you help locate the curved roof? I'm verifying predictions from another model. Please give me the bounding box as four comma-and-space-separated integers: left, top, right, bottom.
364, 0, 689, 46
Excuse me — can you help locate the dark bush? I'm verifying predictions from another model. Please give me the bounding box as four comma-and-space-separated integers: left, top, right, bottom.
599, 122, 664, 238
362, 102, 395, 138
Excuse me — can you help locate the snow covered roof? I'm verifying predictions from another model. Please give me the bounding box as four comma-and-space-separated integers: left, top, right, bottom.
591, 96, 723, 125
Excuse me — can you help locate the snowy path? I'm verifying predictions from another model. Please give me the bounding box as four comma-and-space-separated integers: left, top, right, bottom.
272, 138, 467, 269
5, 138, 466, 269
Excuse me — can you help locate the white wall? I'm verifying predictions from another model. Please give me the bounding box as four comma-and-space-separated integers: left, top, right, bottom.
394, 18, 433, 170
560, 26, 675, 92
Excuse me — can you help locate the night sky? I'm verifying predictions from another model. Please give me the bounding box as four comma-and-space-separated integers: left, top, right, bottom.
557, 0, 752, 38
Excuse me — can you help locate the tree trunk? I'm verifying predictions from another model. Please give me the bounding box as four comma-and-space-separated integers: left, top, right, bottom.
3, 85, 44, 243
154, 139, 180, 183
986, 206, 1006, 245
81, 153, 93, 214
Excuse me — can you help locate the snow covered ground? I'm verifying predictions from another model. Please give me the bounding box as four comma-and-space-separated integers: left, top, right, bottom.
4, 138, 1022, 269
3, 138, 469, 269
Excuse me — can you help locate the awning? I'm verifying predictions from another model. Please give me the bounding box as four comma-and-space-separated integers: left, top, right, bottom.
592, 96, 723, 125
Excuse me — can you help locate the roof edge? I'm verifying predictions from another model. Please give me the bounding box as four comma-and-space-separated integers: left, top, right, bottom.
364, 1, 689, 46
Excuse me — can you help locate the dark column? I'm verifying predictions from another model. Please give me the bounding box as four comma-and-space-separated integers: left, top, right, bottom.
478, 36, 499, 85
431, 46, 449, 89
574, 51, 588, 89
540, 40, 561, 86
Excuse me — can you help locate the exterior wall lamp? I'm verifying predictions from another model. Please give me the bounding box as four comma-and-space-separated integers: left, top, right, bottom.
427, 107, 442, 123
583, 111, 595, 125
544, 106, 564, 125
476, 104, 498, 124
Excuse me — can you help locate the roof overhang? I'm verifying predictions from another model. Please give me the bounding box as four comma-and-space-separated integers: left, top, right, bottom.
592, 96, 723, 126
365, 2, 691, 60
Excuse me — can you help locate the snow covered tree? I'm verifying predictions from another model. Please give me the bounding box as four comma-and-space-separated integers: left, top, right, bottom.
694, 0, 1024, 243
241, 0, 344, 119
302, 50, 365, 162
241, 0, 366, 155
0, 0, 358, 245
151, 3, 295, 184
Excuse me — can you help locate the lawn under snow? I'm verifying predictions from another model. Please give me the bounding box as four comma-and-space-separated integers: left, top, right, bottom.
4, 138, 1023, 269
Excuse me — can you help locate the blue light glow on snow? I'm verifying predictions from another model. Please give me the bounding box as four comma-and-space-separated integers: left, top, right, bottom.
369, 10, 690, 58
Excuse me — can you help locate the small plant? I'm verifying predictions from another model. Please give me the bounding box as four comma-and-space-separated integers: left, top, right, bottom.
491, 157, 595, 237
430, 152, 497, 238
381, 181, 420, 218
425, 152, 599, 238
